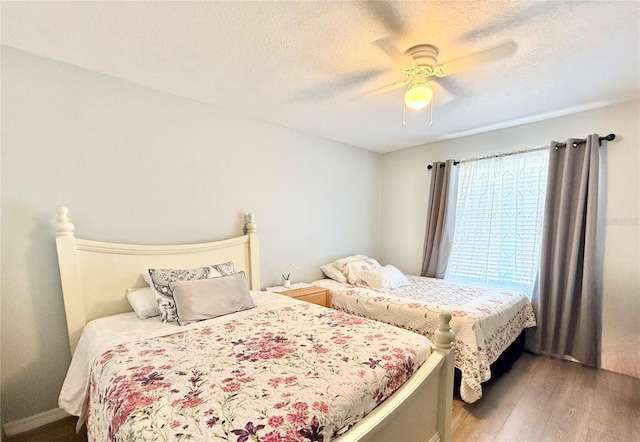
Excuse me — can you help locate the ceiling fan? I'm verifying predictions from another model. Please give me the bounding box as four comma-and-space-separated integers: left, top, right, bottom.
294, 3, 540, 124
359, 1, 522, 125
368, 37, 517, 125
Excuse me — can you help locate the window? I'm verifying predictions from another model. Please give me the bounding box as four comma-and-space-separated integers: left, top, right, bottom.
444, 149, 548, 297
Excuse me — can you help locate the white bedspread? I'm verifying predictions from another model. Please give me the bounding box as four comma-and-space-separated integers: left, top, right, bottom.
313, 276, 536, 403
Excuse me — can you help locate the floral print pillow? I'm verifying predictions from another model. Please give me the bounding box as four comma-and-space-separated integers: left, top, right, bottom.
345, 258, 382, 286
332, 254, 369, 277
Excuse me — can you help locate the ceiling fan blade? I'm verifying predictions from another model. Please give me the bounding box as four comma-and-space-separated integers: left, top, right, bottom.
429, 80, 456, 106
355, 78, 411, 98
434, 76, 466, 98
360, 1, 405, 36
440, 39, 517, 76
373, 37, 416, 70
458, 2, 575, 43
294, 68, 386, 101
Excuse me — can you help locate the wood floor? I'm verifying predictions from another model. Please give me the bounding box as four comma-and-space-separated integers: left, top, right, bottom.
6, 353, 640, 442
452, 353, 640, 442
4, 417, 86, 442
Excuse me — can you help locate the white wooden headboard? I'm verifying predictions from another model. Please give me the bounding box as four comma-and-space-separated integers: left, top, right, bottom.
54, 206, 260, 354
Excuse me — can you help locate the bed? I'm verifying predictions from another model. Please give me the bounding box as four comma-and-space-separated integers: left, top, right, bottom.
313, 259, 536, 404
54, 207, 455, 442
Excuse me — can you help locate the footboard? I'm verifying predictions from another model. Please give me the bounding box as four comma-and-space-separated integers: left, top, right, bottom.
335, 311, 455, 442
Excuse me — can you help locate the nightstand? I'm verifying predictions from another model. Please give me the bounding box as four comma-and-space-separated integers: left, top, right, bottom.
277, 285, 329, 307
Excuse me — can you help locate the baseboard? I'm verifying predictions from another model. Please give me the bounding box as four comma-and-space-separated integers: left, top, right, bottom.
3, 408, 70, 437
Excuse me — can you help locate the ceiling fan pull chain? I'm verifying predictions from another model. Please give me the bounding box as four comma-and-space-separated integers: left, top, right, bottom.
429, 99, 434, 126
402, 100, 406, 126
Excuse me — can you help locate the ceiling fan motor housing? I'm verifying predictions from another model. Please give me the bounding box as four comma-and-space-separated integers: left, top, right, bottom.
405, 44, 439, 70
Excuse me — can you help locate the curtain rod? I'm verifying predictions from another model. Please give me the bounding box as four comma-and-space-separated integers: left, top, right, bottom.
426, 133, 616, 170
553, 133, 615, 149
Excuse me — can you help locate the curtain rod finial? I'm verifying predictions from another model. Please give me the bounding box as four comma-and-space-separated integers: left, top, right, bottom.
602, 133, 615, 142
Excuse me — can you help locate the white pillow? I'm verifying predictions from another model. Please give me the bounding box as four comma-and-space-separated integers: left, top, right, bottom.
345, 258, 382, 286
126, 287, 160, 319
360, 265, 410, 291
332, 254, 370, 277
320, 263, 348, 284
170, 272, 255, 326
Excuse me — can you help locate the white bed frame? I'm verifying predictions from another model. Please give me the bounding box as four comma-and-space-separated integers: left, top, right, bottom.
54, 206, 455, 442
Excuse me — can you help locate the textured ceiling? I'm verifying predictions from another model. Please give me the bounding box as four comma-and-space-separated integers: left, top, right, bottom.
2, 1, 639, 152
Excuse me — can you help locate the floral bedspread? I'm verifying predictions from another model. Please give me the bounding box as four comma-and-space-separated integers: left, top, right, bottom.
87, 303, 432, 441
314, 276, 536, 403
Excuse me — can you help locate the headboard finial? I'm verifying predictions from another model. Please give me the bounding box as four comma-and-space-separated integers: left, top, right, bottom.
246, 212, 257, 233
56, 206, 75, 237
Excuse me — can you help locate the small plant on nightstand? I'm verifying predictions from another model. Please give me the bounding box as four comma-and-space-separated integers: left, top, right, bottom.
282, 264, 300, 288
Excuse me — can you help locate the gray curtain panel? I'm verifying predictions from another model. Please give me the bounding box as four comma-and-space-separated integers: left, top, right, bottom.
421, 159, 458, 278
526, 134, 601, 367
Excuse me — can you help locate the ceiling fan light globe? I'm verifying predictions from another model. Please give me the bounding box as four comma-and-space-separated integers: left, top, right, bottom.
406, 100, 429, 110
404, 84, 433, 110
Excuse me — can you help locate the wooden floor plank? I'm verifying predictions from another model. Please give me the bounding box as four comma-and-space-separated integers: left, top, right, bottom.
5, 416, 86, 442
452, 422, 496, 442
453, 352, 542, 440
493, 403, 549, 442
451, 396, 472, 434
540, 360, 596, 442
493, 357, 566, 441
586, 368, 640, 442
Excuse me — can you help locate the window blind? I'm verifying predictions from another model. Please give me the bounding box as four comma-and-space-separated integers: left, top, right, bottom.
444, 148, 549, 296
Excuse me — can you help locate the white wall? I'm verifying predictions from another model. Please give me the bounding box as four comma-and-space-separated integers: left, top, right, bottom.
379, 99, 640, 379
0, 47, 381, 424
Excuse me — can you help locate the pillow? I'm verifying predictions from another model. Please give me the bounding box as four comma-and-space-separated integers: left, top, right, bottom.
141, 260, 237, 287
332, 254, 370, 277
345, 258, 382, 286
320, 263, 348, 284
126, 287, 160, 319
212, 261, 237, 276
170, 271, 255, 326
146, 261, 237, 323
359, 265, 410, 291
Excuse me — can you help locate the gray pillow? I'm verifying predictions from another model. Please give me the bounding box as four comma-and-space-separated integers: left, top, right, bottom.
169, 271, 255, 325
146, 261, 236, 323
